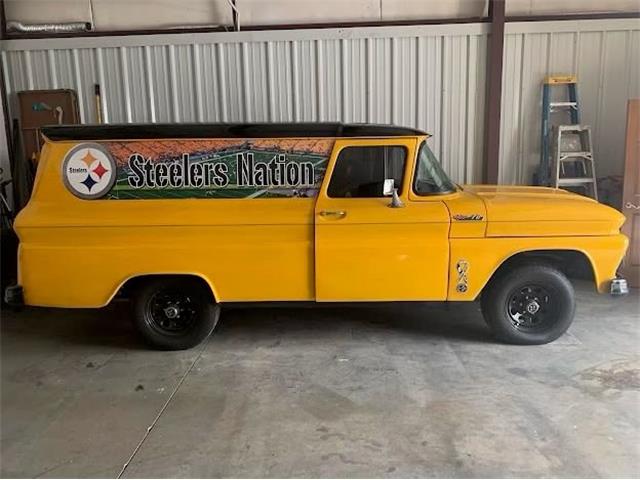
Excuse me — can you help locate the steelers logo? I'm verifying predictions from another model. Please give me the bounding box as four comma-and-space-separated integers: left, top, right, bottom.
62, 143, 116, 199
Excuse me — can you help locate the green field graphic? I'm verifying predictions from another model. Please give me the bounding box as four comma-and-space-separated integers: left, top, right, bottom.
107, 148, 328, 200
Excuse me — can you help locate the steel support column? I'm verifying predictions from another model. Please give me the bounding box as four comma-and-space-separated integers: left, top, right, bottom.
483, 0, 505, 184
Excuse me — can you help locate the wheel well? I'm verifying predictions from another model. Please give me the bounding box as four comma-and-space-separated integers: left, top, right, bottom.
115, 274, 216, 302
486, 249, 595, 288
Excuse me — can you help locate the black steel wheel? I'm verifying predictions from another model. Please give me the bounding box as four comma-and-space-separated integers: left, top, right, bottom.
481, 263, 575, 345
133, 277, 219, 350
145, 289, 198, 336
506, 284, 555, 332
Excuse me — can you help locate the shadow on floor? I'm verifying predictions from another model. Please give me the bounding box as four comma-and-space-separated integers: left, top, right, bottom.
221, 301, 492, 343
2, 300, 494, 351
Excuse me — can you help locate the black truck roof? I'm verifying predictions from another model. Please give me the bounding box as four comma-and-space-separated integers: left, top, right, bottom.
40, 123, 428, 141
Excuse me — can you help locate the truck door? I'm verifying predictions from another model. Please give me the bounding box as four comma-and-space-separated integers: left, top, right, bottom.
314, 138, 450, 301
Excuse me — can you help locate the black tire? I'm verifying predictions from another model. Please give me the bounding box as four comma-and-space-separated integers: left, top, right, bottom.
132, 277, 219, 350
481, 263, 575, 345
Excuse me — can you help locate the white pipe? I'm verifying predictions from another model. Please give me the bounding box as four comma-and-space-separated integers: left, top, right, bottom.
7, 21, 92, 34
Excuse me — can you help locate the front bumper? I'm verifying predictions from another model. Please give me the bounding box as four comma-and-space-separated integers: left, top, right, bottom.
4, 284, 24, 306
610, 278, 629, 296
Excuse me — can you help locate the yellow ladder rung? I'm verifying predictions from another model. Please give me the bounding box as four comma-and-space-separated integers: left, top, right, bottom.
544, 74, 577, 85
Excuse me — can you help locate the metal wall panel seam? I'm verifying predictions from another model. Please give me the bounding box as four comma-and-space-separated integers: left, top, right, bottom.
24, 50, 34, 90
594, 31, 607, 160
167, 45, 180, 122
71, 49, 85, 123
95, 47, 108, 123
290, 41, 300, 122
416, 36, 424, 131
498, 34, 517, 184
192, 43, 204, 122
432, 36, 443, 157
119, 46, 133, 123
390, 37, 398, 125
340, 38, 348, 123
572, 30, 580, 73
143, 45, 157, 123
240, 42, 251, 122
365, 37, 373, 122
316, 39, 325, 122
439, 35, 448, 174
515, 33, 527, 184
510, 35, 523, 184
47, 50, 58, 89
266, 42, 276, 122
215, 43, 228, 122
457, 36, 468, 182
464, 35, 475, 183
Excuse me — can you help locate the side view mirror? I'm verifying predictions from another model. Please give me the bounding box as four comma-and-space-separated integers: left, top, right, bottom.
382, 179, 404, 208
382, 178, 395, 196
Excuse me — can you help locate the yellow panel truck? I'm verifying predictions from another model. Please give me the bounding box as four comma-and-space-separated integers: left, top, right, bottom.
5, 123, 629, 349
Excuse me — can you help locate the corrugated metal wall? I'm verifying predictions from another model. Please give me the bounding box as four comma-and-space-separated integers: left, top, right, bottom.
2, 19, 638, 185
500, 19, 640, 184
1, 24, 488, 183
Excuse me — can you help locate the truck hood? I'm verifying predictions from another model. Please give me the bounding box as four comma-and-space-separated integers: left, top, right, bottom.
461, 185, 626, 236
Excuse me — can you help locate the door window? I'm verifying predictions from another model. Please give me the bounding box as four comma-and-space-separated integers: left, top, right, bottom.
327, 146, 406, 198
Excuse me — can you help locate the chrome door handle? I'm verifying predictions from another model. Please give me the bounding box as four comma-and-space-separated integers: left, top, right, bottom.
319, 210, 347, 218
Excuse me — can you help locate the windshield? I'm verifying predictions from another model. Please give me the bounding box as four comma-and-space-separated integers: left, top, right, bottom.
413, 141, 456, 195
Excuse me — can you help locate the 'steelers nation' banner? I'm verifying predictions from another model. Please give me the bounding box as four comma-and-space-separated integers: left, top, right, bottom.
62, 138, 334, 200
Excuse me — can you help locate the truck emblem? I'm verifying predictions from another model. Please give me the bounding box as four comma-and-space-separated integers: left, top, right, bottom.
456, 260, 469, 293
453, 214, 483, 221
62, 143, 116, 199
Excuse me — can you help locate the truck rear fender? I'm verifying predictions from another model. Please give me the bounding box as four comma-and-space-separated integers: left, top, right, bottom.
111, 273, 218, 305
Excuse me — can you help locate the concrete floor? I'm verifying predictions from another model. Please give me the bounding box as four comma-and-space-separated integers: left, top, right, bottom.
1, 282, 639, 478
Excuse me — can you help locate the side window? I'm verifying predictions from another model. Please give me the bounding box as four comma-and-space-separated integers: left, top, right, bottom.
327, 146, 406, 198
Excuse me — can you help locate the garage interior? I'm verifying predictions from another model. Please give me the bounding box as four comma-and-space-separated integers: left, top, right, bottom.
1, 0, 639, 478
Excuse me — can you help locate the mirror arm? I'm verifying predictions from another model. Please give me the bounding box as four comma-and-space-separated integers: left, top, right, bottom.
388, 188, 405, 208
